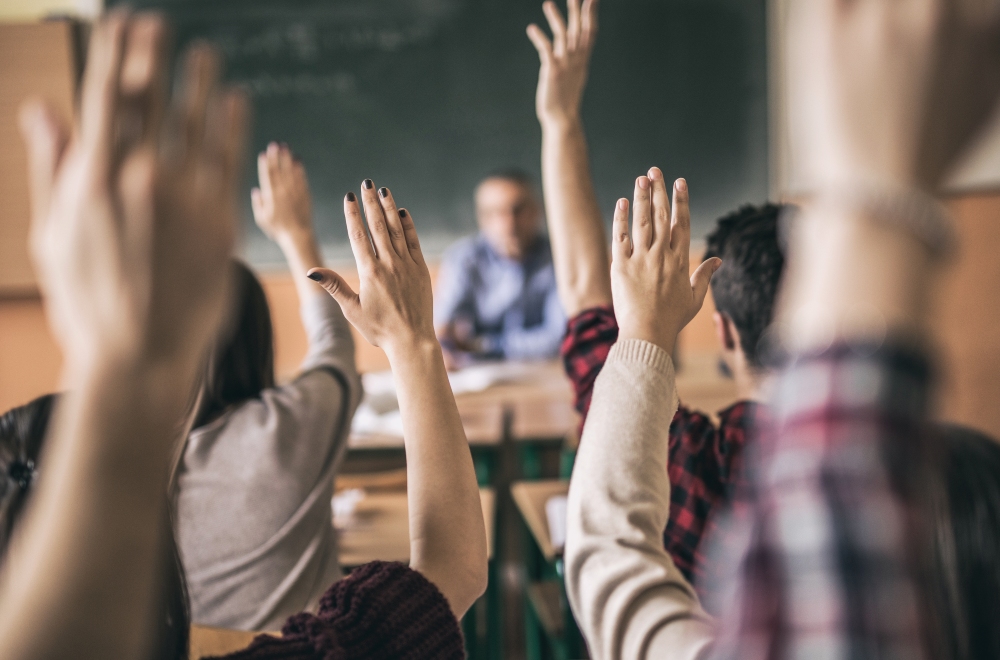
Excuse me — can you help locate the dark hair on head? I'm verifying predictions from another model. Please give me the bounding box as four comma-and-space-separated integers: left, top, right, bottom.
0, 394, 190, 659
0, 394, 55, 557
702, 203, 791, 368
933, 425, 1000, 660
193, 260, 275, 430
480, 167, 537, 193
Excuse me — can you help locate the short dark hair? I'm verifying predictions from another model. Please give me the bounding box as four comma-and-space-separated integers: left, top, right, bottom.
193, 260, 275, 429
702, 203, 790, 368
480, 168, 537, 193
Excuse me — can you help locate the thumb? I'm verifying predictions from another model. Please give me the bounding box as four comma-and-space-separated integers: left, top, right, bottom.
526, 24, 553, 64
19, 99, 68, 225
307, 268, 361, 319
690, 257, 722, 311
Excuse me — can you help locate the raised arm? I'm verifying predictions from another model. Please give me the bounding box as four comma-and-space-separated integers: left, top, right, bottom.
708, 2, 1000, 656
308, 182, 488, 618
1, 14, 245, 658
528, 0, 611, 316
251, 142, 325, 303
565, 169, 719, 659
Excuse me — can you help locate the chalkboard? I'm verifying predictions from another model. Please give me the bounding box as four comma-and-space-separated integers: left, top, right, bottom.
110, 0, 768, 265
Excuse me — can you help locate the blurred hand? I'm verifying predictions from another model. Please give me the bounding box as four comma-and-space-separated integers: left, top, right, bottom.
527, 0, 599, 127
611, 169, 721, 353
308, 183, 436, 359
251, 142, 315, 245
789, 0, 1000, 190
20, 13, 247, 372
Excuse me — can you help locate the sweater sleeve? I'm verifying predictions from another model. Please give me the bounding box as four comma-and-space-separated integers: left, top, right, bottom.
565, 339, 715, 660
209, 562, 465, 660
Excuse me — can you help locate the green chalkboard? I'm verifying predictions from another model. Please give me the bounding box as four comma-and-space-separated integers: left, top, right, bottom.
110, 0, 768, 265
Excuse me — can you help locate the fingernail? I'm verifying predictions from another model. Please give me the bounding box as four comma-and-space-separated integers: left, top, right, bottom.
363, 179, 373, 189
637, 177, 649, 190
307, 271, 323, 282
378, 187, 388, 198
648, 167, 660, 180
676, 178, 687, 192
399, 209, 407, 218
346, 192, 356, 202
617, 198, 628, 210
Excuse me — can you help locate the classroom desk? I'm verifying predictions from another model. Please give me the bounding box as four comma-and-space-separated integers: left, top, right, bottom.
510, 479, 569, 561
336, 488, 496, 566
348, 398, 506, 449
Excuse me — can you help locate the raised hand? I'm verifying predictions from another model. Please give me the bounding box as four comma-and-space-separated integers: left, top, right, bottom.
789, 0, 1000, 191
527, 0, 599, 127
611, 168, 721, 353
20, 13, 247, 371
251, 142, 314, 244
307, 182, 434, 358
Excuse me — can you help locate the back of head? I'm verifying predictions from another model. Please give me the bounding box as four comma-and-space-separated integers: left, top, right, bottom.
194, 260, 275, 429
935, 425, 1000, 660
0, 394, 191, 659
0, 394, 56, 559
703, 204, 789, 368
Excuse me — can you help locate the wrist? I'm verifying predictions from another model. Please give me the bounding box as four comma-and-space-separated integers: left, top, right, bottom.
540, 113, 583, 134
617, 323, 678, 356
382, 334, 443, 368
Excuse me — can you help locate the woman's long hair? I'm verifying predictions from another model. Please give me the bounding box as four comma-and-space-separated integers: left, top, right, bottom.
192, 260, 275, 430
0, 395, 190, 659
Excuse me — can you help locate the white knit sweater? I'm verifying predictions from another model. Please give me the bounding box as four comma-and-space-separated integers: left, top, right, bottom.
565, 339, 715, 660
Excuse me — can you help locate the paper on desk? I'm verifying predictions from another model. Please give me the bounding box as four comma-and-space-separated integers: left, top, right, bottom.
351, 361, 551, 437
546, 494, 568, 552
332, 488, 365, 526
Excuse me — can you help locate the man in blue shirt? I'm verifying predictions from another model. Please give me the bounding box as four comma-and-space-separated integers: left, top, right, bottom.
434, 170, 566, 365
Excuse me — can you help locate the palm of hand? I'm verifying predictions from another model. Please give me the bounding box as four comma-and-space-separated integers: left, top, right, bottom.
251, 144, 313, 240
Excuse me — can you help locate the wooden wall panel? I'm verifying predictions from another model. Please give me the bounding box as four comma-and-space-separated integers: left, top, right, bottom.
0, 21, 79, 294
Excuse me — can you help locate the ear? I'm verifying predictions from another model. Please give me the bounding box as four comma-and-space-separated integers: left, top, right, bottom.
713, 311, 737, 352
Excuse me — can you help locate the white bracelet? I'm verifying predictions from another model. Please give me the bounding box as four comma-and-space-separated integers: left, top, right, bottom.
817, 184, 957, 261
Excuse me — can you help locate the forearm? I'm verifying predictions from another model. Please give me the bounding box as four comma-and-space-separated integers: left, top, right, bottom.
277, 231, 327, 303
387, 341, 487, 617
541, 118, 612, 316
0, 355, 196, 659
566, 339, 713, 660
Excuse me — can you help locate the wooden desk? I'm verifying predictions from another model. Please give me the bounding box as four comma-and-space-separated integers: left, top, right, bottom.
337, 488, 496, 566
348, 398, 505, 450
190, 625, 277, 658
510, 479, 569, 561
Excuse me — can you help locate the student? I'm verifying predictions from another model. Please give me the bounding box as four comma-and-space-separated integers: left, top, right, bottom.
434, 170, 566, 365
1, 13, 486, 658
527, 0, 789, 592
562, 0, 1000, 657
0, 395, 191, 660
175, 144, 362, 631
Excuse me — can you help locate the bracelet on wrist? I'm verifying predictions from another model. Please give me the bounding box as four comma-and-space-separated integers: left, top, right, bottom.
814, 183, 957, 262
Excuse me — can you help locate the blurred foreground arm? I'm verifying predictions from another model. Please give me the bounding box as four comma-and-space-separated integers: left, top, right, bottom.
528, 0, 611, 316
0, 13, 245, 659
308, 183, 488, 618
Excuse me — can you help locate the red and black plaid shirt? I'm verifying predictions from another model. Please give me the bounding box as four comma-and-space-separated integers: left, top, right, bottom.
561, 306, 756, 590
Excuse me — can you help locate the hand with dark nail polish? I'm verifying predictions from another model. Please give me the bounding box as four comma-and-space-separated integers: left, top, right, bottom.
363, 179, 373, 189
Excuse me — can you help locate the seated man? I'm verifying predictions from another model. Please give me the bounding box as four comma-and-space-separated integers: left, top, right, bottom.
527, 0, 788, 595
434, 169, 565, 365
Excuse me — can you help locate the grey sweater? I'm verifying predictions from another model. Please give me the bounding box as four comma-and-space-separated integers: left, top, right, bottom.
176, 293, 362, 631
565, 339, 715, 660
